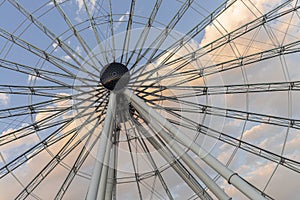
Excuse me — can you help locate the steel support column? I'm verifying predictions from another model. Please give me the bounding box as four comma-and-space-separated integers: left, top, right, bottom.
87, 93, 116, 200
105, 129, 119, 200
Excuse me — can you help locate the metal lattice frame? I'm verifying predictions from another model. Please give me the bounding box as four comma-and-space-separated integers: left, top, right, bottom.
0, 0, 300, 199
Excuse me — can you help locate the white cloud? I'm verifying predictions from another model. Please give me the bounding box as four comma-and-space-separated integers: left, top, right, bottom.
0, 93, 9, 105
27, 74, 40, 83
119, 11, 129, 22
62, 55, 71, 61
0, 95, 88, 199
47, 0, 66, 6
75, 45, 82, 55
0, 124, 36, 150
76, 0, 96, 11
52, 42, 59, 52
198, 0, 300, 199
76, 0, 84, 10
115, 11, 130, 29
52, 42, 58, 49
200, 0, 283, 47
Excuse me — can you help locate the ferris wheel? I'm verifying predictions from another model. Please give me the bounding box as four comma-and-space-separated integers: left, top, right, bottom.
0, 0, 300, 199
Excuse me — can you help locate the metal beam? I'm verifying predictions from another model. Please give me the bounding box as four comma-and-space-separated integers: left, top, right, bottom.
133, 118, 216, 200
87, 93, 116, 200
135, 80, 300, 97
140, 90, 300, 130
55, 102, 108, 199
132, 1, 296, 81
104, 128, 119, 200
124, 89, 268, 200
130, 0, 237, 76
133, 105, 230, 200
130, 0, 195, 71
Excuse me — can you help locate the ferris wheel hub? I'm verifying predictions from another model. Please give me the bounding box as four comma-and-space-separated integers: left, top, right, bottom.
100, 62, 130, 91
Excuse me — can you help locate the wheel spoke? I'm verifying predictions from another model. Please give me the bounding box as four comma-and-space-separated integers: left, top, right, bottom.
125, 0, 163, 66
145, 97, 300, 174
54, 103, 108, 199
132, 1, 296, 80
130, 0, 237, 76
130, 0, 195, 71
132, 118, 218, 200
7, 0, 101, 78
51, 0, 104, 71
139, 90, 300, 130
120, 0, 136, 63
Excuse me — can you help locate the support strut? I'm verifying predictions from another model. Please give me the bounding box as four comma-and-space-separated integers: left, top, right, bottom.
87, 93, 116, 200
124, 89, 267, 200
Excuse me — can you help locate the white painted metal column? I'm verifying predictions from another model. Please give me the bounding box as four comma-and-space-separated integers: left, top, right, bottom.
87, 93, 116, 200
104, 131, 118, 200
124, 89, 267, 200
96, 123, 113, 200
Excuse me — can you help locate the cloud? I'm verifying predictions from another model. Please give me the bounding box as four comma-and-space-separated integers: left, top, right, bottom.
54, 93, 72, 107
52, 42, 59, 52
27, 74, 41, 84
200, 0, 283, 47
76, 0, 96, 12
0, 93, 9, 105
196, 0, 300, 199
47, 0, 66, 6
0, 93, 90, 199
115, 11, 130, 29
62, 55, 72, 61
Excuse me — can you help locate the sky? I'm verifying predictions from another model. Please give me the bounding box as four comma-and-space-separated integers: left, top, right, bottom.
0, 0, 300, 199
